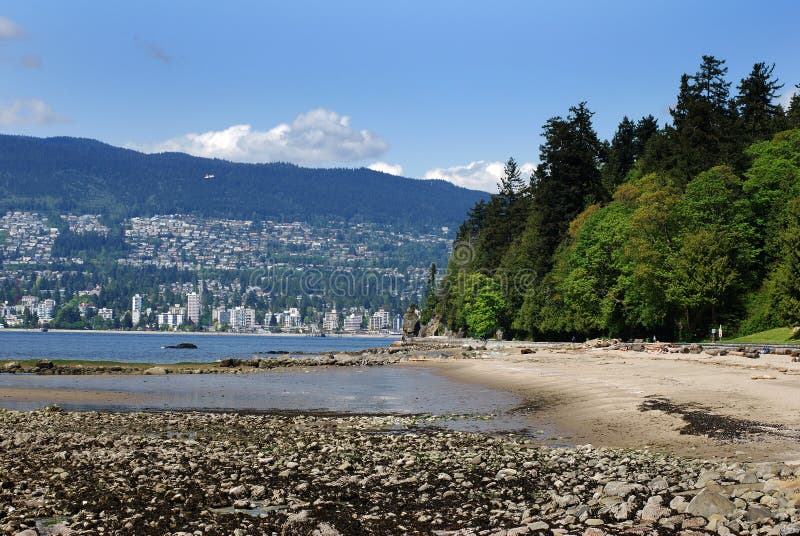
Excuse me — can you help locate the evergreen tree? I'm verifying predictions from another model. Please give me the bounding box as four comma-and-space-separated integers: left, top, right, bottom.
664, 56, 743, 179
736, 62, 784, 143
787, 85, 800, 129
603, 116, 637, 191
521, 102, 606, 276
633, 115, 659, 156
498, 157, 526, 199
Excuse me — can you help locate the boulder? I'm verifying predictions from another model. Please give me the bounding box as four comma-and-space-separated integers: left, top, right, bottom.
143, 366, 168, 375
603, 481, 644, 498
745, 505, 773, 522
685, 488, 736, 519
402, 306, 420, 338
163, 342, 198, 349
35, 359, 54, 369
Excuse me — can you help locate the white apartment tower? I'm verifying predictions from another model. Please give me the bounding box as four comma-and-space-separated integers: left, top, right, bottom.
323, 308, 339, 331
131, 294, 143, 325
187, 292, 200, 324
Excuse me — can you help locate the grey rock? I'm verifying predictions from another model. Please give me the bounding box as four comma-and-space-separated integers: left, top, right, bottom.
647, 476, 669, 492
695, 470, 721, 488
745, 505, 773, 522
670, 495, 688, 513
603, 480, 644, 498
641, 495, 671, 521
685, 488, 737, 519
312, 523, 343, 536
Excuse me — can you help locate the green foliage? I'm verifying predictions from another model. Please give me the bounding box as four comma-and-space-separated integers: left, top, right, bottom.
765, 199, 800, 326
461, 273, 507, 339
428, 55, 800, 341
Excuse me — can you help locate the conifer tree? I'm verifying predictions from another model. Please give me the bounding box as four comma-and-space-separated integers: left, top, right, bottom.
736, 62, 783, 143
787, 85, 800, 129
666, 56, 743, 179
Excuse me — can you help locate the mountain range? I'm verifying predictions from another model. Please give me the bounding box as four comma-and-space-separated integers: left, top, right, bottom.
0, 135, 489, 230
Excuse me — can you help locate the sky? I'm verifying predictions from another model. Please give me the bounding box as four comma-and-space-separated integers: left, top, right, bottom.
1, 1, 799, 192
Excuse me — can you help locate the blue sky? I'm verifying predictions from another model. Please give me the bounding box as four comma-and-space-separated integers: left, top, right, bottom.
1, 1, 799, 192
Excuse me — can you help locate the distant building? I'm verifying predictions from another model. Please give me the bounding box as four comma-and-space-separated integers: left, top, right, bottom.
322, 308, 338, 331
0, 303, 15, 319
187, 292, 200, 324
98, 307, 114, 321
369, 308, 391, 331
78, 302, 96, 318
343, 312, 363, 333
21, 295, 38, 311
229, 306, 255, 331
392, 314, 403, 332
213, 307, 231, 326
36, 299, 55, 324
157, 312, 184, 329
131, 294, 143, 325
283, 307, 302, 328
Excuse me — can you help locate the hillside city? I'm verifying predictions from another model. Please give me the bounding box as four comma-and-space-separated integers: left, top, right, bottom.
0, 210, 448, 333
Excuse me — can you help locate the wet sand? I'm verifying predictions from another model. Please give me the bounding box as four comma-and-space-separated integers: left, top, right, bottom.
4, 342, 800, 462
426, 347, 800, 462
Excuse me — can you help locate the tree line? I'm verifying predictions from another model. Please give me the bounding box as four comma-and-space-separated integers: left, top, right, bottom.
427, 56, 800, 341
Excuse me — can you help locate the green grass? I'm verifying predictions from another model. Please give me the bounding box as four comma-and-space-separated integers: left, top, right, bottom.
728, 327, 798, 344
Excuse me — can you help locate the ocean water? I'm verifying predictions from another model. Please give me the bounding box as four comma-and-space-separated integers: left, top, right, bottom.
0, 330, 396, 364
0, 331, 563, 437
0, 365, 523, 415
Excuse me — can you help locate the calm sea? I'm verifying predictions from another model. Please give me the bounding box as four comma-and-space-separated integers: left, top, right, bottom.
0, 330, 396, 364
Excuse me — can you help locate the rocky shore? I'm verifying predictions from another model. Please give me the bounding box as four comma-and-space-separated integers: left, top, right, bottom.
0, 346, 410, 376
2, 409, 800, 536
4, 338, 799, 377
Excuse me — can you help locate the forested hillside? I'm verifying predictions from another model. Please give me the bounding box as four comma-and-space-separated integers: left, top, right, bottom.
0, 136, 488, 231
427, 57, 800, 341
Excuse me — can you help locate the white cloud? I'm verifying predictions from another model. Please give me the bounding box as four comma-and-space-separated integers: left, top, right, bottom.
367, 161, 404, 176
0, 99, 68, 126
423, 160, 536, 193
780, 86, 798, 110
0, 17, 24, 40
137, 108, 389, 165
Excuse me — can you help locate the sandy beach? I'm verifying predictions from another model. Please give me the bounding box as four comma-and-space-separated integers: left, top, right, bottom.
3, 341, 800, 534
424, 345, 800, 462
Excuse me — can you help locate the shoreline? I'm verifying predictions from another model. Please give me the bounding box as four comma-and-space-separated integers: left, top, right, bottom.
418, 343, 800, 462
3, 341, 800, 533
3, 339, 800, 462
0, 327, 400, 338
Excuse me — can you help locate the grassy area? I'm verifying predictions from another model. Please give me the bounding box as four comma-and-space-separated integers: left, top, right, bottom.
728, 327, 798, 344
